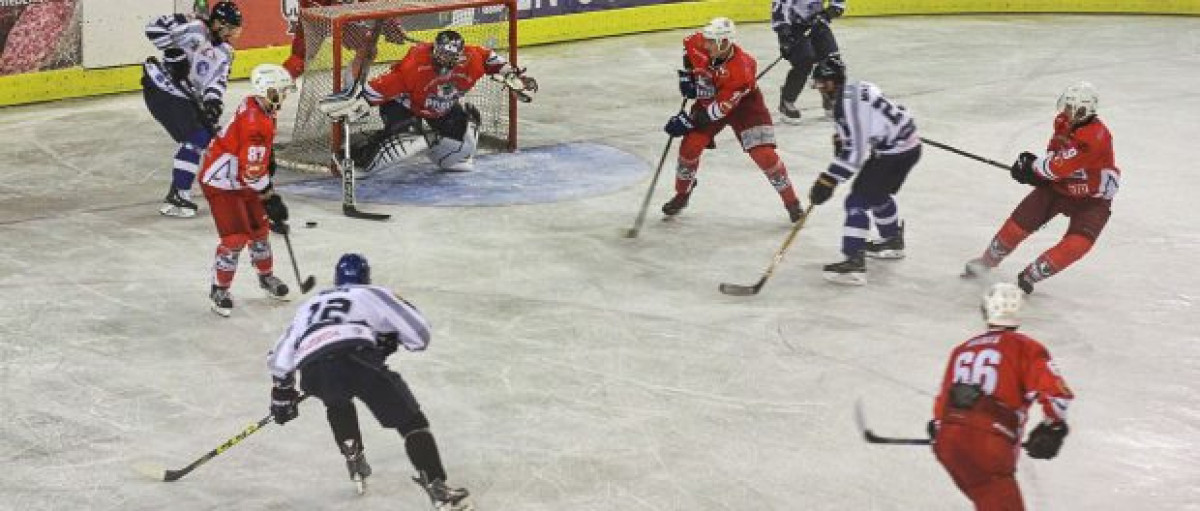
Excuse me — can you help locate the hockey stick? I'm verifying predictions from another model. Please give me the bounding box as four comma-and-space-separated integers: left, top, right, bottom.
919, 137, 1009, 171
626, 98, 689, 238
757, 55, 785, 81
280, 228, 316, 293
162, 395, 309, 481
718, 204, 815, 296
853, 398, 932, 446
336, 20, 392, 221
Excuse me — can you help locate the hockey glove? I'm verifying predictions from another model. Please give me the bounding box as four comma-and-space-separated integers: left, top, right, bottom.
678, 70, 698, 99
270, 376, 300, 425
376, 332, 400, 356
824, 5, 845, 20
1009, 151, 1041, 185
664, 112, 696, 138
263, 194, 289, 225
504, 67, 539, 92
201, 98, 223, 127
809, 174, 838, 205
163, 47, 190, 83
1024, 421, 1069, 459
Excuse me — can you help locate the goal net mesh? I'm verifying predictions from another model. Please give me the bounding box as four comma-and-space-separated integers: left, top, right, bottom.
278, 0, 516, 171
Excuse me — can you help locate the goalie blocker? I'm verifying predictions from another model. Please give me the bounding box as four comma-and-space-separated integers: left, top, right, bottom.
317, 29, 537, 172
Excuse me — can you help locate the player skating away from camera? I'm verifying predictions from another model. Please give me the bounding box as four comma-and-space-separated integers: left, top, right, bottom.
198, 64, 297, 317
142, 1, 243, 218
266, 254, 473, 509
663, 17, 805, 223
963, 82, 1119, 294
929, 283, 1074, 510
281, 0, 407, 79
806, 55, 920, 285
320, 29, 537, 172
771, 0, 844, 123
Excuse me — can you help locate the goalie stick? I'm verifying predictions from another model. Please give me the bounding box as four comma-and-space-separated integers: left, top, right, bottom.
919, 137, 1009, 171
717, 204, 815, 296
162, 395, 309, 481
335, 19, 392, 221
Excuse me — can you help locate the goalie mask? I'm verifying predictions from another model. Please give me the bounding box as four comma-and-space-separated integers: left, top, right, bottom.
251, 64, 296, 113
701, 17, 736, 58
1057, 81, 1098, 125
432, 30, 466, 70
981, 282, 1023, 328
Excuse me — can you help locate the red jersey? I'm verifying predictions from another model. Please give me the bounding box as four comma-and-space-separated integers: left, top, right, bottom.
362, 43, 506, 119
200, 97, 276, 193
681, 32, 758, 123
1034, 113, 1120, 200
934, 330, 1073, 438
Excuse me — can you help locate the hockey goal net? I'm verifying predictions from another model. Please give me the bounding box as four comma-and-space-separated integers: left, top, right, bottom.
278, 0, 518, 172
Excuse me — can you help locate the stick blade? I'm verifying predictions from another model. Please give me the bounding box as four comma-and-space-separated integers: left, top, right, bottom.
343, 205, 391, 221
718, 280, 762, 296
162, 469, 187, 482
300, 276, 316, 293
625, 228, 640, 239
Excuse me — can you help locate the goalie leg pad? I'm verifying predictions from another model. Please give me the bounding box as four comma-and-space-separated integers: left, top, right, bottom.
426, 118, 479, 172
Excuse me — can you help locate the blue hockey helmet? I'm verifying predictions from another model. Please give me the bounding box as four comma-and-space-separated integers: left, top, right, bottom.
812, 54, 846, 83
209, 1, 243, 28
335, 253, 371, 286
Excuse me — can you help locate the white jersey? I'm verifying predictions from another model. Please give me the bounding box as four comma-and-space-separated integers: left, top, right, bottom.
143, 14, 233, 104
771, 0, 845, 29
267, 285, 431, 380
825, 80, 919, 183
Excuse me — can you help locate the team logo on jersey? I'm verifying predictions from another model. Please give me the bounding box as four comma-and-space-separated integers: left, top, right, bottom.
282, 0, 300, 34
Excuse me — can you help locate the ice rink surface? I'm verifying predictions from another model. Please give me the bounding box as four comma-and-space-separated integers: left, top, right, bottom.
1, 14, 1198, 511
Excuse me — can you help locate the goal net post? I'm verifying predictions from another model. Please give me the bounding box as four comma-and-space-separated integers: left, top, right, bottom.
279, 0, 518, 172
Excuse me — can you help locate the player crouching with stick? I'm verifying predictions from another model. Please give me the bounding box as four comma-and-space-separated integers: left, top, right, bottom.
198, 64, 296, 317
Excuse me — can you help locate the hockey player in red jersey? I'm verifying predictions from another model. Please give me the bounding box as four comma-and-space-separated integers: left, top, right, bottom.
964, 82, 1120, 293
320, 29, 537, 172
197, 64, 297, 316
281, 0, 407, 79
930, 283, 1074, 510
662, 17, 805, 223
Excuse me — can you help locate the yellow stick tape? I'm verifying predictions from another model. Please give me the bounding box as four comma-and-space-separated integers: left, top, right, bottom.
0, 0, 1196, 107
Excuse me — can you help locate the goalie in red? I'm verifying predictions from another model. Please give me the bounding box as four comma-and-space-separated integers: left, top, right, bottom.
930, 282, 1074, 510
964, 82, 1120, 294
662, 17, 805, 223
319, 29, 537, 172
197, 64, 297, 317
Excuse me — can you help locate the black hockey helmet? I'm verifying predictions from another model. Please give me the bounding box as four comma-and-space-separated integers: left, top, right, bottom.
335, 253, 371, 286
209, 1, 243, 28
812, 54, 846, 83
432, 30, 465, 69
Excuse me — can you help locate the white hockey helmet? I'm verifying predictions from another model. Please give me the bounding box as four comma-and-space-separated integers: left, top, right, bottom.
251, 63, 296, 111
981, 282, 1024, 328
702, 17, 736, 55
1056, 81, 1098, 124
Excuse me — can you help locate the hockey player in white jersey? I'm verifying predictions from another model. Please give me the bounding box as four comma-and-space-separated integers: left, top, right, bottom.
266, 254, 473, 510
805, 55, 922, 285
771, 0, 845, 122
141, 1, 242, 218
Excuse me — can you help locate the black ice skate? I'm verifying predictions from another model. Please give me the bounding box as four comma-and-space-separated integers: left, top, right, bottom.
258, 273, 290, 301
865, 223, 905, 259
414, 473, 473, 511
778, 98, 802, 124
1017, 271, 1035, 295
785, 200, 805, 223
209, 285, 233, 317
159, 186, 198, 218
823, 252, 867, 286
340, 441, 372, 495
661, 181, 696, 218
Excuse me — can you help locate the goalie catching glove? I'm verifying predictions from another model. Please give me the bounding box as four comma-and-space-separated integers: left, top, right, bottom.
318, 88, 373, 122
500, 66, 538, 93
